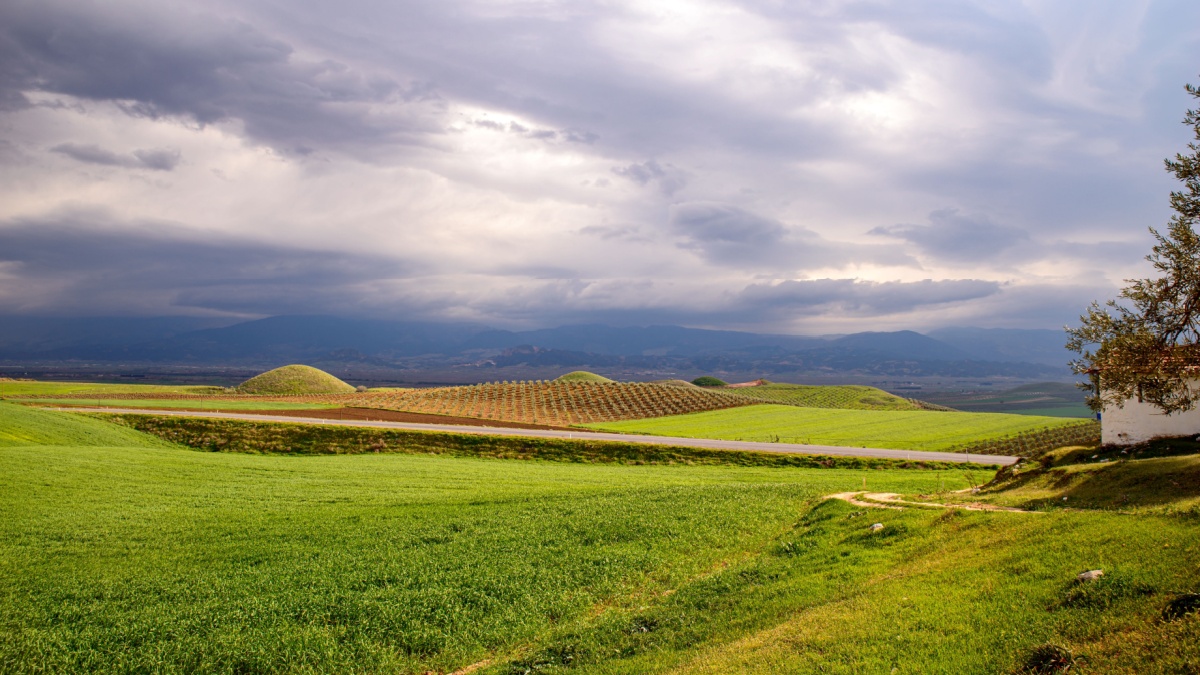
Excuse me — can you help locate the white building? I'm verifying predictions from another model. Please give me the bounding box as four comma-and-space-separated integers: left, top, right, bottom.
1102, 378, 1200, 445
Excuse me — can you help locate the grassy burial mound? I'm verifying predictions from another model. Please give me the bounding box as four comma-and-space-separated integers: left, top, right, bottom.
691, 376, 728, 387
347, 380, 755, 426
721, 383, 925, 411
235, 365, 356, 395
587, 404, 1098, 455
554, 370, 615, 383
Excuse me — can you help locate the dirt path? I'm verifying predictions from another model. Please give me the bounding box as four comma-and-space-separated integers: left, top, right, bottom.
825, 491, 1033, 512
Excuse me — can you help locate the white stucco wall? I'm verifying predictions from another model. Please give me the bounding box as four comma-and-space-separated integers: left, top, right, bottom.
1102, 388, 1200, 445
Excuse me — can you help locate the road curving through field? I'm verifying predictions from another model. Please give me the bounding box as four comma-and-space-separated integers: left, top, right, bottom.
53, 406, 1018, 466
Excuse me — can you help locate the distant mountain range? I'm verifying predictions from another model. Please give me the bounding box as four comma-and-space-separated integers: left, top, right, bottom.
0, 315, 1076, 382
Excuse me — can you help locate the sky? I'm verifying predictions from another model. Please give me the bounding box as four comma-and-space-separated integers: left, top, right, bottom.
1, 0, 1198, 334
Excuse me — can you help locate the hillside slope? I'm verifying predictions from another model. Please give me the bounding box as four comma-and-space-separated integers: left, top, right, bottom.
0, 401, 169, 448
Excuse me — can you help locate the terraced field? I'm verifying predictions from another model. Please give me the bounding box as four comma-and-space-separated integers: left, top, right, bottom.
588, 404, 1097, 454
344, 381, 756, 425
13, 381, 757, 426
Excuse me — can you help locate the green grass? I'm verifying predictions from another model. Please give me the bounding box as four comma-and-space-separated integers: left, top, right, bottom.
0, 380, 218, 396
586, 404, 1092, 452
1, 407, 969, 674
236, 364, 355, 395
554, 371, 615, 383
1006, 404, 1095, 418
12, 398, 339, 410
0, 401, 172, 448
970, 440, 1200, 513
721, 383, 922, 411
561, 501, 1200, 675
3, 406, 1198, 673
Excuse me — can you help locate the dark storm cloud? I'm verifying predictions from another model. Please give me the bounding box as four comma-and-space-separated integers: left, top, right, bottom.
612, 160, 687, 196
869, 209, 1030, 262
201, 0, 854, 160
0, 0, 1195, 331
51, 143, 181, 171
669, 203, 913, 271
455, 276, 1003, 330
0, 213, 421, 315
0, 0, 436, 155
736, 278, 1001, 317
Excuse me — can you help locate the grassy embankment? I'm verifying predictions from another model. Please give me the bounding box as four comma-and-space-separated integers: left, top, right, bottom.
587, 404, 1097, 454
1, 403, 1198, 672
100, 413, 981, 470
963, 439, 1200, 513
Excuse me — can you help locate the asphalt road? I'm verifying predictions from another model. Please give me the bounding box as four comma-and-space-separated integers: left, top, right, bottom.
62, 407, 1019, 466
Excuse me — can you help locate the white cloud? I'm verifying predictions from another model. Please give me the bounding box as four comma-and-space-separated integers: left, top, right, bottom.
0, 0, 1196, 332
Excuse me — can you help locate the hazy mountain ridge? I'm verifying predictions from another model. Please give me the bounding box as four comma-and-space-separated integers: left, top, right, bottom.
0, 315, 1071, 381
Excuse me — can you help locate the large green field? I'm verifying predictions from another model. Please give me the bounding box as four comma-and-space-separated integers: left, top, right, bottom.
0, 380, 217, 397
587, 404, 1090, 452
2, 403, 1198, 673
721, 383, 922, 411
12, 397, 338, 410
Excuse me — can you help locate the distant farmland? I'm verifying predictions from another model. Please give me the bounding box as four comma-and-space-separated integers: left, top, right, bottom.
8, 378, 1096, 456
718, 383, 928, 410
588, 404, 1097, 454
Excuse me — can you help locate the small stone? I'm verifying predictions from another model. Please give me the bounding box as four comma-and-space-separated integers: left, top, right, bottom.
869, 523, 884, 532
1077, 569, 1104, 582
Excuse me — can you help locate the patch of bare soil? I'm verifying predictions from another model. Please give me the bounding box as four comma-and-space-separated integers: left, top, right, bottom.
445, 659, 492, 675
825, 491, 1032, 512
244, 407, 590, 432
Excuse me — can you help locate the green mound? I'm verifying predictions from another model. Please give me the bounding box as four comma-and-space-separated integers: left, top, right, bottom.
0, 402, 167, 448
554, 371, 615, 383
653, 379, 701, 388
236, 365, 356, 395
723, 383, 923, 411
692, 376, 729, 387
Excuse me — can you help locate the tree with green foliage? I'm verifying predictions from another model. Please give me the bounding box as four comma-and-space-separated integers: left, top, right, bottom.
691, 376, 728, 387
1067, 81, 1200, 414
